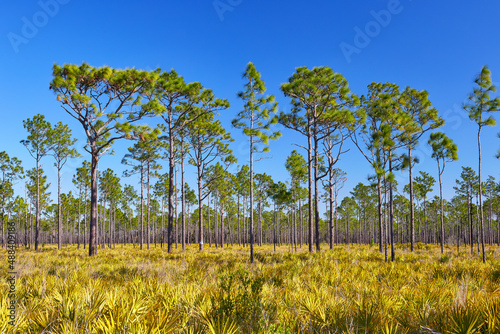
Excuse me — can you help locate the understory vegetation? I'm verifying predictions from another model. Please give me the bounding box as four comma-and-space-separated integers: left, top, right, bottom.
2, 244, 500, 333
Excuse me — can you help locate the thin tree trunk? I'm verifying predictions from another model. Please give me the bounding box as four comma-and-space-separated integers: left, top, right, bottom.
197, 161, 204, 251
214, 197, 218, 249
237, 194, 241, 246
408, 148, 415, 252
346, 209, 349, 245
383, 177, 388, 261
476, 195, 480, 254
468, 191, 473, 254
220, 206, 225, 249
57, 166, 62, 249
478, 128, 486, 263
181, 152, 186, 252
329, 173, 334, 249
314, 133, 320, 251
293, 203, 297, 252
77, 183, 81, 249
250, 135, 255, 262
167, 117, 175, 253
273, 202, 276, 252
377, 176, 383, 253
24, 186, 28, 248
175, 165, 178, 249
147, 163, 150, 250
307, 120, 313, 253
258, 201, 263, 247
208, 193, 212, 247
299, 198, 303, 248
438, 161, 444, 254
89, 154, 98, 256
35, 158, 40, 251
140, 166, 144, 250
497, 205, 500, 246
84, 188, 87, 249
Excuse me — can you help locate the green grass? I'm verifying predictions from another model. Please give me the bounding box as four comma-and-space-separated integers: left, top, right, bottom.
1, 243, 500, 333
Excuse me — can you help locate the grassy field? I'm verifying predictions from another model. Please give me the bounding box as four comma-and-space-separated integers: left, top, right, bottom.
1, 243, 500, 333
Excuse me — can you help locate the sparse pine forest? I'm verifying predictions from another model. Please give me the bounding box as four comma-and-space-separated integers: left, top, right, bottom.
2, 63, 500, 333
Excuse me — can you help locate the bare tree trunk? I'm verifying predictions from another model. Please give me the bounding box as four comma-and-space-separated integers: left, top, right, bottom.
89, 155, 98, 256
181, 153, 186, 252
208, 193, 212, 247
214, 197, 218, 249
314, 135, 320, 251
197, 161, 204, 251
57, 166, 62, 249
383, 177, 388, 262
476, 196, 480, 255
307, 121, 313, 253
130, 206, 135, 248
108, 202, 112, 248
237, 194, 241, 246
24, 186, 28, 248
329, 174, 334, 249
408, 148, 415, 252
147, 164, 150, 250
220, 205, 225, 249
96, 199, 99, 252
258, 201, 263, 247
468, 191, 473, 254
273, 203, 276, 252
35, 158, 40, 251
293, 204, 297, 252
438, 161, 444, 254
167, 118, 175, 253
175, 165, 178, 249
250, 136, 255, 262
299, 198, 303, 248
101, 196, 106, 249
140, 166, 144, 250
77, 183, 81, 249
84, 188, 87, 249
497, 205, 500, 246
346, 210, 349, 245
478, 128, 486, 263
424, 198, 428, 244
377, 175, 383, 253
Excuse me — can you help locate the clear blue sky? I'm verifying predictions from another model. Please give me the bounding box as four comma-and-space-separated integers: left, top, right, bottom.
1, 0, 500, 209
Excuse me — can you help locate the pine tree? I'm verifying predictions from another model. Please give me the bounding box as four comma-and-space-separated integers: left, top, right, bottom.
464, 65, 500, 263
280, 66, 359, 252
399, 87, 443, 252
232, 62, 280, 263
50, 121, 80, 249
21, 114, 53, 251
429, 132, 458, 253
50, 63, 157, 256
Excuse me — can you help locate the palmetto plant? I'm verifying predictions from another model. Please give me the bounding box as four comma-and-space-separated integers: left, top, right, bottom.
1, 244, 500, 333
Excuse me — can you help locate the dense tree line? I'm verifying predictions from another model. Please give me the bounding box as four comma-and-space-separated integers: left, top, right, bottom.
1, 63, 499, 263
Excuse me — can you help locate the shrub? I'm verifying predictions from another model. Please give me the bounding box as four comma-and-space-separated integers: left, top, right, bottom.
439, 254, 451, 263
210, 268, 269, 333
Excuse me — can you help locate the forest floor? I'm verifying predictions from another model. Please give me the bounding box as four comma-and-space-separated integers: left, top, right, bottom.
1, 243, 500, 333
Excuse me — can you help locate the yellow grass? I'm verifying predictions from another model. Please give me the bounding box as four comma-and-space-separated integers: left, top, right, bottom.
1, 243, 500, 333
